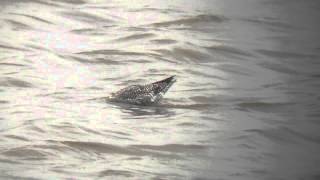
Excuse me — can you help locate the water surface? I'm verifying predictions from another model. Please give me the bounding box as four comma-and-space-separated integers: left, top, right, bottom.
1, 0, 320, 179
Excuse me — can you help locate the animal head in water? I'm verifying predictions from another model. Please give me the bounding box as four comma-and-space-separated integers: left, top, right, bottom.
109, 76, 177, 105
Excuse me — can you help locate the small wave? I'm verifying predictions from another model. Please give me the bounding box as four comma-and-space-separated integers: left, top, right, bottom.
245, 127, 320, 145
4, 134, 29, 142
0, 62, 26, 67
83, 5, 117, 10
61, 55, 121, 65
105, 130, 131, 137
77, 49, 145, 56
70, 28, 111, 35
0, 44, 29, 52
0, 100, 9, 104
9, 13, 53, 24
245, 17, 295, 31
101, 74, 134, 81
189, 95, 217, 103
78, 126, 103, 136
156, 102, 216, 110
130, 7, 185, 14
59, 11, 113, 24
237, 143, 257, 150
124, 58, 152, 64
2, 147, 47, 159
215, 64, 252, 76
178, 122, 202, 127
59, 141, 182, 159
0, 77, 34, 88
150, 39, 177, 45
131, 144, 208, 153
263, 82, 283, 88
256, 49, 317, 59
54, 0, 86, 5
27, 44, 50, 52
245, 128, 292, 144
113, 33, 155, 42
4, 19, 32, 30
70, 28, 96, 34
60, 141, 145, 156
151, 14, 227, 27
0, 157, 19, 164
185, 69, 226, 80
153, 47, 211, 63
173, 47, 210, 61
236, 102, 292, 112
98, 169, 133, 178
19, 0, 61, 7
205, 45, 254, 58
259, 62, 298, 75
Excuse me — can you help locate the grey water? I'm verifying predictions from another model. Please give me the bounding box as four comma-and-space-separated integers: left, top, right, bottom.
1, 0, 320, 179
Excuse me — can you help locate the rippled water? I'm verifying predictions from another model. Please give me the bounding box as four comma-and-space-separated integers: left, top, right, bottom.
1, 0, 320, 179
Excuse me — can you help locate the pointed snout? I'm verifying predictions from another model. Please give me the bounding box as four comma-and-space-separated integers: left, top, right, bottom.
153, 75, 177, 85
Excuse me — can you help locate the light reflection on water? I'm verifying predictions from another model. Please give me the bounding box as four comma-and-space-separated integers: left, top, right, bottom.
0, 0, 320, 179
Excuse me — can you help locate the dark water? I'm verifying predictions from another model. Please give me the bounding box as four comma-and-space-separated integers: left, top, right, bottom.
1, 0, 320, 179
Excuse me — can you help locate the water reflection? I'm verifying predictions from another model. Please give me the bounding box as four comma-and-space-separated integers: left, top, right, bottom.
111, 102, 176, 118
